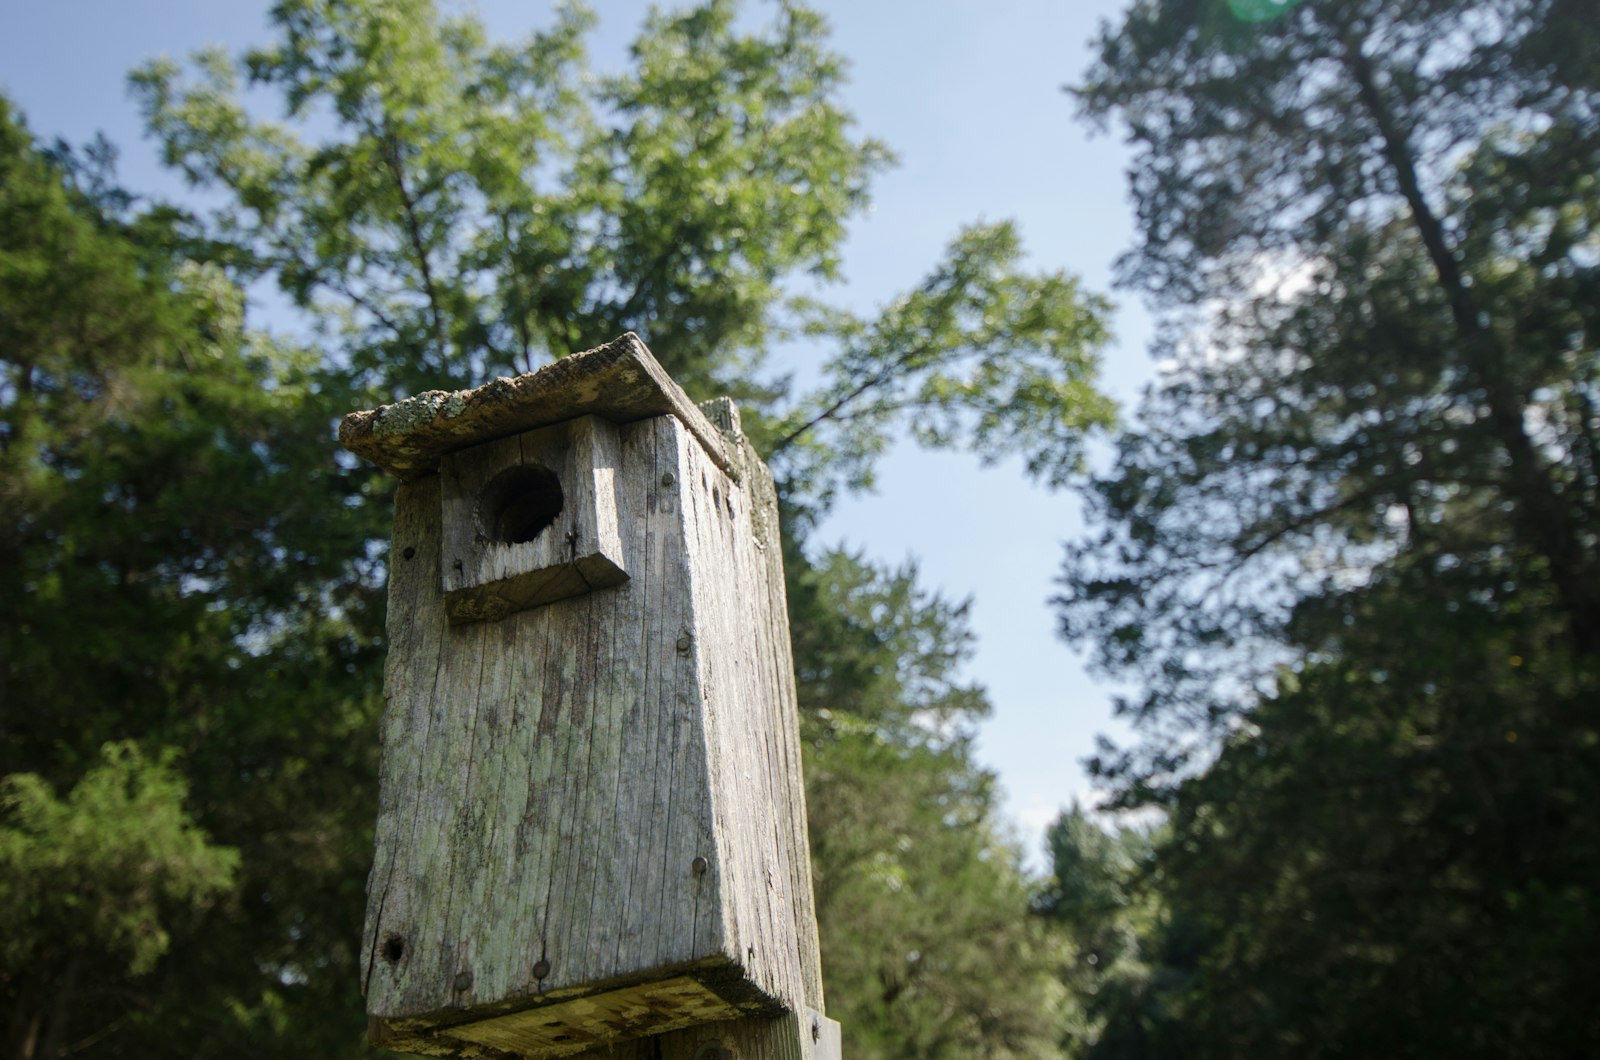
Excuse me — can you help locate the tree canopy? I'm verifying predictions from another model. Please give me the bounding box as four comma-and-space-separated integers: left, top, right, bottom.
1, 2, 1115, 1057
1054, 0, 1600, 1052
0, 93, 386, 1057
1064, 0, 1599, 752
132, 0, 1112, 482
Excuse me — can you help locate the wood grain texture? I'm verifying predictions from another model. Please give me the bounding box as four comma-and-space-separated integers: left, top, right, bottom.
445, 976, 740, 1056
439, 416, 627, 624
558, 1010, 841, 1060
361, 410, 823, 1057
339, 333, 731, 481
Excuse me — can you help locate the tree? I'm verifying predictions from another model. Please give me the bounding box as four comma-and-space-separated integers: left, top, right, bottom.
1057, 0, 1600, 1052
132, 0, 885, 401
1142, 580, 1600, 1056
791, 548, 1068, 1058
5, 1, 1116, 1055
132, 0, 1112, 478
1062, 0, 1598, 788
1, 743, 238, 1060
1033, 808, 1178, 1058
0, 97, 386, 1057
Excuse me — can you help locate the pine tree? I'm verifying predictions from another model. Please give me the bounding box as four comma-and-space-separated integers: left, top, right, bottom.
1058, 0, 1600, 1052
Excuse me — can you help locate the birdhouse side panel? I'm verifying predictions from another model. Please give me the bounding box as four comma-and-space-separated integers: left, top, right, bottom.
678, 434, 826, 1017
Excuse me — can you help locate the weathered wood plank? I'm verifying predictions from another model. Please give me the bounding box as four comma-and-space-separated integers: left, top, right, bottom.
438, 415, 627, 624
339, 333, 731, 481
361, 410, 825, 1057
683, 421, 824, 1015
448, 976, 745, 1056
564, 1010, 842, 1060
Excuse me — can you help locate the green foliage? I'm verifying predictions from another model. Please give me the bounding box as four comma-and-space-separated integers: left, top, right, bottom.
1, 97, 386, 1057
773, 221, 1116, 506
0, 741, 238, 980
1034, 809, 1177, 1057
132, 0, 891, 399
1063, 0, 1599, 790
132, 0, 1110, 472
0, 743, 240, 1058
1147, 586, 1600, 1056
5, 2, 1116, 1056
1057, 0, 1600, 1053
792, 546, 1067, 1057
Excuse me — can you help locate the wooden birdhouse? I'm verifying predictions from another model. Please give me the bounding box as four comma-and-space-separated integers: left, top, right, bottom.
339, 335, 836, 1059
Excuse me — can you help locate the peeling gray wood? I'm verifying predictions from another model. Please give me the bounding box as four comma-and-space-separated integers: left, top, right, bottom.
339, 333, 732, 481
360, 411, 824, 1057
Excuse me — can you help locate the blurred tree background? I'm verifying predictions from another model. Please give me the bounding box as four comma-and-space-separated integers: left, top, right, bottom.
1052, 0, 1600, 1055
2, 1, 1107, 1056
2, 0, 1597, 1057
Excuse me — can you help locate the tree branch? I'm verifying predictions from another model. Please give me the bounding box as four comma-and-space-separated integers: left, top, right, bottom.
378, 134, 449, 367
326, 275, 408, 346
1345, 35, 1600, 652
772, 340, 933, 453
497, 211, 536, 374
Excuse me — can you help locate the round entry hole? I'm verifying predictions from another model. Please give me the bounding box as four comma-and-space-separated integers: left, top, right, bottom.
479, 465, 563, 544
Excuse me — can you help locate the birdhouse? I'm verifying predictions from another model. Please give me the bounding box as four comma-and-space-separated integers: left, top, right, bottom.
339, 335, 835, 1059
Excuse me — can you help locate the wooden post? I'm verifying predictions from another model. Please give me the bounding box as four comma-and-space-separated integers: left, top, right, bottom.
340, 334, 838, 1059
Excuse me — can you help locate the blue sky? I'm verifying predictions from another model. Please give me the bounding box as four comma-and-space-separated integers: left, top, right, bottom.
1, 0, 1154, 864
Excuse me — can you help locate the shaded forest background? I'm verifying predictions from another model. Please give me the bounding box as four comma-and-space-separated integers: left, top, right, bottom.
2, 0, 1595, 1057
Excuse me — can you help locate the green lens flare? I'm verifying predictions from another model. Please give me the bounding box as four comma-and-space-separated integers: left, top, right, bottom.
1227, 0, 1302, 22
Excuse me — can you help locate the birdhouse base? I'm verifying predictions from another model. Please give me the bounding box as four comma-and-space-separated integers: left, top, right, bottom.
371, 963, 781, 1058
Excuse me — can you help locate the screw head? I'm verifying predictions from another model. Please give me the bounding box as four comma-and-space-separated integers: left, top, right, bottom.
677, 634, 692, 653
662, 472, 676, 486
453, 970, 473, 992
532, 958, 552, 979
691, 855, 709, 876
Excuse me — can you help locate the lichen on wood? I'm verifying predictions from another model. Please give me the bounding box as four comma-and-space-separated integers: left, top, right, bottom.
359, 413, 821, 1057
339, 333, 733, 481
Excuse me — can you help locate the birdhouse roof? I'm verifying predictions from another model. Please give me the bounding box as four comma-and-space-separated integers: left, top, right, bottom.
338, 333, 732, 481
